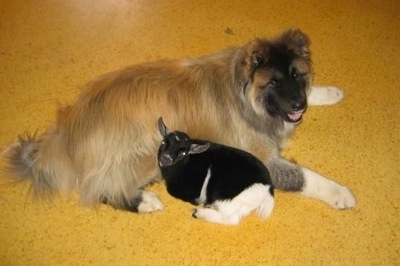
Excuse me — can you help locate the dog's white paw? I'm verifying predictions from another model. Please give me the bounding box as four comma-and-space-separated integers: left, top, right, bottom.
301, 168, 356, 210
308, 86, 345, 106
325, 183, 356, 210
137, 191, 164, 213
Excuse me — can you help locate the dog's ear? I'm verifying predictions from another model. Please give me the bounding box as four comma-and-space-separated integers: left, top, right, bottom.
243, 39, 269, 69
280, 29, 310, 59
238, 39, 269, 83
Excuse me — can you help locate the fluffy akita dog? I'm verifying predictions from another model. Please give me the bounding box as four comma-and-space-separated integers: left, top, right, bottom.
5, 29, 355, 213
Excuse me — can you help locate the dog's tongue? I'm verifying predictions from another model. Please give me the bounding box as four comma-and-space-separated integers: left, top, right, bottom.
288, 112, 303, 122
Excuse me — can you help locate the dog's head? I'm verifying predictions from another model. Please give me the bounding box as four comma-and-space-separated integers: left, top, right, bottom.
237, 29, 312, 124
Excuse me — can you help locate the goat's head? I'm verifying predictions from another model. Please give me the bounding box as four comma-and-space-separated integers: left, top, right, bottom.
157, 117, 210, 168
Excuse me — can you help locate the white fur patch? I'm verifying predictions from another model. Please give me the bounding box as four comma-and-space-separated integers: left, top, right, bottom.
196, 167, 212, 204
308, 86, 345, 106
300, 167, 356, 209
137, 191, 164, 213
193, 183, 274, 225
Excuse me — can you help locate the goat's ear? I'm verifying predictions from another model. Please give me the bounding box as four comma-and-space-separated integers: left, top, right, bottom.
189, 143, 210, 155
158, 117, 169, 136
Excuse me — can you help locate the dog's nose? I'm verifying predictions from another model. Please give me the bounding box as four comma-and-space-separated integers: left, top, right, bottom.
291, 101, 306, 112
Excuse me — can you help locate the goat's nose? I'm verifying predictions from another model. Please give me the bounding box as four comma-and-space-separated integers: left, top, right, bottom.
159, 154, 173, 166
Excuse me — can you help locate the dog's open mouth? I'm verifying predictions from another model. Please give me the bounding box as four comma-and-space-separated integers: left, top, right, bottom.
286, 110, 305, 124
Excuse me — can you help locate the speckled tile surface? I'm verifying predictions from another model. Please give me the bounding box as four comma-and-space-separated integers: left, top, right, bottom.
1, 0, 399, 265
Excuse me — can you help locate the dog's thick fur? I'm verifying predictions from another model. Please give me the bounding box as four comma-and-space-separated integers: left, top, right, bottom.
4, 29, 356, 213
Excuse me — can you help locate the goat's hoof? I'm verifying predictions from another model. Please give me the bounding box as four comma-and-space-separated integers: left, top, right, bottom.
192, 209, 198, 218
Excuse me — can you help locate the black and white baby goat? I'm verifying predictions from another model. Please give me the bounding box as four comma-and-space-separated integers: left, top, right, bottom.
157, 117, 274, 225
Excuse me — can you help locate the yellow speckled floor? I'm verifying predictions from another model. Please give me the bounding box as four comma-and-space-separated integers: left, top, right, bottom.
1, 0, 399, 265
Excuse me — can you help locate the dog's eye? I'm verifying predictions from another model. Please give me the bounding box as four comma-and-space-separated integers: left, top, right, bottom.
268, 79, 280, 87
292, 72, 298, 79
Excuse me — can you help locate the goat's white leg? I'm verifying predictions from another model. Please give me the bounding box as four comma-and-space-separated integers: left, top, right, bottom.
192, 208, 241, 225
193, 184, 272, 225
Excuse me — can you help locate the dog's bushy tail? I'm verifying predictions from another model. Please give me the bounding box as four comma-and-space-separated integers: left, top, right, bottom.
5, 134, 39, 181
4, 128, 75, 198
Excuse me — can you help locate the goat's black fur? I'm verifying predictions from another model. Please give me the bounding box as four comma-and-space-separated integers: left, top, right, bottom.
157, 117, 274, 225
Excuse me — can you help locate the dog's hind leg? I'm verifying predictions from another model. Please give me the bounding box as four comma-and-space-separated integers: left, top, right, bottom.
78, 162, 164, 213
308, 86, 345, 106
100, 190, 164, 213
267, 157, 356, 209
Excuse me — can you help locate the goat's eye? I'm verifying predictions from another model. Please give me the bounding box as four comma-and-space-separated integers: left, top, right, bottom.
178, 151, 186, 157
292, 72, 298, 79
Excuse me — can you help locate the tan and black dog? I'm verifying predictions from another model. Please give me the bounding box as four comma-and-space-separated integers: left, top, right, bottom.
5, 29, 355, 213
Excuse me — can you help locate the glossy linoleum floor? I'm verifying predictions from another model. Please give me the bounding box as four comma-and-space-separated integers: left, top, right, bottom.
1, 0, 399, 265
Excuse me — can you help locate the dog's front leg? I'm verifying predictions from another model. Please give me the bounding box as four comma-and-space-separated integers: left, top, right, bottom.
308, 86, 345, 106
267, 157, 356, 209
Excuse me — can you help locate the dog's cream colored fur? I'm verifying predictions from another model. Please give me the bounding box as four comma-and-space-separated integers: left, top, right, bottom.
5, 29, 356, 212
